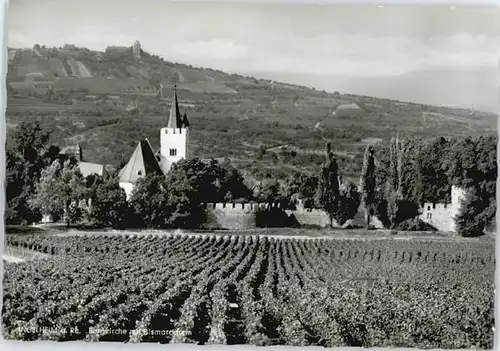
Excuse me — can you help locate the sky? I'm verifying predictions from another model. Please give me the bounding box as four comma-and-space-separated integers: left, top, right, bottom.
7, 0, 500, 111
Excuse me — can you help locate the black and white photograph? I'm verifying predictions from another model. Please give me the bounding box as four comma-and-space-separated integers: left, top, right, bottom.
2, 1, 497, 349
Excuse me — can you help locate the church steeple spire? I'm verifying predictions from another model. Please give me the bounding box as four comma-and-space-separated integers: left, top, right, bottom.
167, 83, 183, 128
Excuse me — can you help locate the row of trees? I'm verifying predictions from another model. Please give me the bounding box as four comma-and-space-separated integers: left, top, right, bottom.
6, 122, 257, 228
289, 134, 496, 236
6, 123, 496, 235
27, 158, 256, 229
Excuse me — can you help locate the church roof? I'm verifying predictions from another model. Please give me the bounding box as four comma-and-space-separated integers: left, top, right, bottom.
182, 112, 190, 127
118, 139, 163, 184
167, 85, 184, 128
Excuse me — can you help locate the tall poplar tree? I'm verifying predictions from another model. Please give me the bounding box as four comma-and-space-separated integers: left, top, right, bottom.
384, 135, 405, 228
315, 142, 341, 227
359, 145, 376, 228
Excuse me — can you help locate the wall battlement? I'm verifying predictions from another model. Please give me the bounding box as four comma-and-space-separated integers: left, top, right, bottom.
420, 202, 451, 212
418, 185, 465, 232
202, 202, 384, 230
161, 127, 187, 135
205, 202, 283, 212
203, 202, 336, 229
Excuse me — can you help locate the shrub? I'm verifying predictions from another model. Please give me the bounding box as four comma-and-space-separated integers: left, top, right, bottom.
396, 218, 437, 232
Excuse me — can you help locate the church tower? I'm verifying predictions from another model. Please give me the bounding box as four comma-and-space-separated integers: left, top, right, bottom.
159, 84, 189, 174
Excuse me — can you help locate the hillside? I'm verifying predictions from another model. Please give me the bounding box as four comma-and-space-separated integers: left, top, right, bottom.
7, 44, 253, 93
6, 44, 498, 181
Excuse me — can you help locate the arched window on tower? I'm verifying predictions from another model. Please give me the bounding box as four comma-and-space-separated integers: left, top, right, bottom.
169, 149, 177, 156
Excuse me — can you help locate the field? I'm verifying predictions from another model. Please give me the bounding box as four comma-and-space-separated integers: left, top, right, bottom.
3, 232, 495, 348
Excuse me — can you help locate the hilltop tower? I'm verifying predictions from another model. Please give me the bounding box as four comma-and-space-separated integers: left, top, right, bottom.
159, 84, 189, 174
133, 40, 141, 59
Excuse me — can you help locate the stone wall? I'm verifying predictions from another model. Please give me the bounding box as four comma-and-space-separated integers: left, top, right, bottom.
204, 203, 259, 230
203, 203, 355, 230
285, 207, 331, 228
419, 202, 455, 232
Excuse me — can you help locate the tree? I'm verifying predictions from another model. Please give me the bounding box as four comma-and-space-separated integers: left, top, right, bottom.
448, 135, 497, 236
129, 174, 170, 228
359, 145, 376, 228
30, 160, 86, 227
455, 186, 493, 237
89, 178, 129, 228
130, 166, 207, 229
164, 172, 207, 228
168, 157, 220, 203
421, 137, 451, 202
5, 122, 61, 224
412, 142, 425, 205
256, 179, 288, 205
219, 159, 252, 202
384, 182, 399, 229
315, 142, 341, 227
383, 135, 406, 228
336, 182, 361, 226
8, 121, 51, 162
283, 172, 318, 208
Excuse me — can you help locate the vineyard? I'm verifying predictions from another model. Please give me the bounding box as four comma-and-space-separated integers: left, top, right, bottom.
2, 233, 495, 348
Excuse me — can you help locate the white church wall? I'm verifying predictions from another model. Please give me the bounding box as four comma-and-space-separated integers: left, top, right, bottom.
119, 182, 135, 200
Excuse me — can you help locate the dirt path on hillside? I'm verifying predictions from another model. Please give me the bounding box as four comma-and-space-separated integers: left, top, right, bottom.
423, 112, 477, 133
176, 69, 185, 82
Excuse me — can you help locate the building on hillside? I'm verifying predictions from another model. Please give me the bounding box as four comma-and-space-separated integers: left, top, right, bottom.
60, 144, 108, 178
133, 40, 141, 59
79, 162, 107, 178
118, 85, 190, 199
419, 185, 466, 232
60, 144, 83, 162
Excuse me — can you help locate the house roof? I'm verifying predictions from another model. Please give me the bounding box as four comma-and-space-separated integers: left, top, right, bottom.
79, 162, 106, 177
118, 139, 163, 184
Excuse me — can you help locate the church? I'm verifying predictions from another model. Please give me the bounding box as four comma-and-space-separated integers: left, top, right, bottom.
118, 85, 189, 199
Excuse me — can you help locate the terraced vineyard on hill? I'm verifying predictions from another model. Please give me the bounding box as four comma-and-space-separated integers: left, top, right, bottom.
6, 45, 497, 181
3, 233, 494, 348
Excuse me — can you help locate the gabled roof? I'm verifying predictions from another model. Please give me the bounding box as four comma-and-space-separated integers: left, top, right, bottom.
119, 139, 163, 184
167, 85, 183, 128
79, 162, 106, 178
